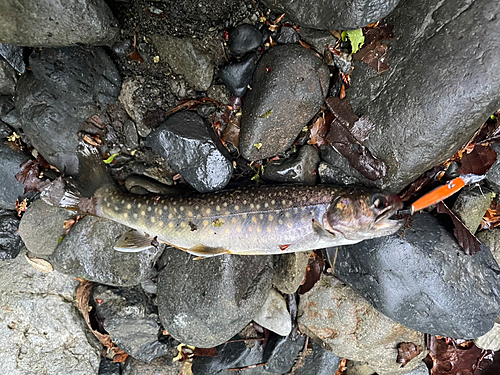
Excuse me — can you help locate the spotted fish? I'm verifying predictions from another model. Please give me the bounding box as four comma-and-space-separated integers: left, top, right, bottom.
42, 143, 403, 256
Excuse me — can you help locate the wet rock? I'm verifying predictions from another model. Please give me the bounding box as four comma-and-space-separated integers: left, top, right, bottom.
220, 52, 259, 97
262, 145, 319, 184
230, 339, 270, 375
0, 255, 101, 374
0, 121, 11, 139
146, 111, 233, 193
261, 0, 400, 30
298, 276, 426, 374
0, 97, 21, 130
229, 24, 262, 56
152, 34, 214, 91
93, 285, 171, 362
15, 47, 121, 175
348, 0, 500, 192
298, 28, 338, 52
191, 338, 251, 374
273, 251, 311, 294
122, 353, 182, 375
123, 119, 140, 150
0, 43, 25, 73
477, 228, 500, 264
157, 251, 273, 348
112, 39, 132, 56
0, 142, 28, 210
265, 335, 306, 374
474, 316, 500, 351
208, 84, 230, 105
330, 213, 500, 338
486, 143, 500, 193
48, 216, 165, 286
293, 341, 342, 375
19, 199, 76, 256
318, 162, 362, 186
0, 210, 23, 260
276, 26, 300, 45
0, 95, 14, 119
0, 58, 16, 95
99, 359, 121, 375
452, 187, 494, 234
0, 0, 118, 47
253, 289, 291, 337
240, 45, 329, 160
344, 362, 376, 375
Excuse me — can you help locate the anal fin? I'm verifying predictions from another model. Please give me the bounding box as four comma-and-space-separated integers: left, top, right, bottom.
187, 244, 230, 258
114, 230, 154, 252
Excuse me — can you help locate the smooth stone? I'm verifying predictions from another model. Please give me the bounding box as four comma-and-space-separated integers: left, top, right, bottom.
276, 26, 300, 45
0, 0, 118, 47
474, 316, 500, 351
0, 255, 101, 374
298, 276, 427, 374
318, 161, 363, 186
0, 210, 23, 260
231, 340, 273, 375
265, 335, 306, 374
220, 52, 259, 97
331, 213, 500, 338
19, 199, 76, 256
0, 142, 28, 210
298, 28, 338, 52
451, 187, 494, 234
273, 251, 311, 294
344, 361, 376, 375
240, 45, 329, 160
157, 251, 273, 348
253, 289, 292, 337
0, 43, 25, 73
261, 0, 400, 30
146, 111, 233, 193
152, 34, 214, 91
293, 341, 342, 375
93, 285, 171, 362
123, 119, 140, 150
48, 216, 165, 287
348, 0, 500, 192
262, 145, 319, 184
0, 120, 11, 139
15, 47, 121, 175
112, 39, 132, 56
0, 58, 16, 95
191, 338, 251, 374
229, 24, 262, 56
122, 353, 182, 375
477, 228, 500, 265
98, 359, 121, 375
485, 143, 500, 193
0, 95, 14, 119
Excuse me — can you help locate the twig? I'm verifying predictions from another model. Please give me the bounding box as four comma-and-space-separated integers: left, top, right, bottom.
226, 362, 267, 372
224, 338, 266, 344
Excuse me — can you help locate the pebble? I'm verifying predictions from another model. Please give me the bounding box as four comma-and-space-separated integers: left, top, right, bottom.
293, 341, 342, 375
220, 52, 259, 97
262, 145, 320, 184
122, 353, 182, 375
276, 26, 300, 45
229, 24, 262, 56
253, 289, 292, 337
0, 43, 25, 73
298, 27, 338, 52
451, 186, 494, 234
273, 251, 311, 294
265, 335, 306, 374
485, 143, 500, 193
191, 337, 251, 374
0, 142, 28, 210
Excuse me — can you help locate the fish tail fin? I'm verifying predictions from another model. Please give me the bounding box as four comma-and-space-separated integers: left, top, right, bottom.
41, 142, 113, 214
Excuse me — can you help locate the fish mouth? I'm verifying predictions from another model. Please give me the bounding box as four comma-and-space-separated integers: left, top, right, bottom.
373, 203, 404, 232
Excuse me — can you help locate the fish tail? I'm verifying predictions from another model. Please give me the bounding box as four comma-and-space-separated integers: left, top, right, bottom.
41, 142, 113, 215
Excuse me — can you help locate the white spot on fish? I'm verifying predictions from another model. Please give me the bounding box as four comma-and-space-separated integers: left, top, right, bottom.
151, 217, 156, 223
133, 213, 138, 218
265, 202, 269, 208
234, 205, 240, 211
285, 212, 290, 218
126, 204, 131, 209
271, 200, 275, 205
148, 206, 152, 212
216, 205, 221, 211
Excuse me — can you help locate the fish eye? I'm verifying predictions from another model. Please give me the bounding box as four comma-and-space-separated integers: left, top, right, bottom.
371, 194, 386, 209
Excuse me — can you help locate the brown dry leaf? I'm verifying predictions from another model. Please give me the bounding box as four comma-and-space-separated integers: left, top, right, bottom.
481, 201, 500, 230
427, 335, 484, 375
83, 134, 101, 147
457, 144, 497, 175
299, 251, 325, 294
397, 342, 422, 367
15, 158, 51, 194
334, 358, 347, 375
25, 253, 53, 273
355, 42, 390, 73
308, 115, 330, 147
192, 347, 218, 357
129, 33, 144, 63
15, 198, 28, 217
112, 349, 130, 363
222, 114, 241, 149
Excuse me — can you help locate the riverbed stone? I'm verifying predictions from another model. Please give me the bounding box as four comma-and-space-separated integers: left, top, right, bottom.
347, 0, 500, 193
0, 209, 23, 260
253, 288, 291, 337
229, 24, 262, 56
122, 352, 182, 375
157, 251, 273, 348
0, 57, 16, 95
0, 254, 101, 375
220, 52, 259, 97
262, 145, 319, 184
0, 142, 28, 210
485, 143, 500, 194
262, 0, 400, 30
0, 43, 25, 73
330, 213, 500, 338
298, 276, 427, 374
273, 251, 311, 294
240, 45, 329, 161
48, 216, 165, 287
452, 187, 494, 234
0, 0, 119, 47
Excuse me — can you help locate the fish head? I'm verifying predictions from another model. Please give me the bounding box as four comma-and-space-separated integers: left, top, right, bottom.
323, 191, 404, 241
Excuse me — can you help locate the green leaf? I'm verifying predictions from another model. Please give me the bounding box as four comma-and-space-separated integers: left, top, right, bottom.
254, 143, 262, 150
341, 31, 347, 42
259, 109, 273, 118
103, 153, 118, 164
344, 29, 365, 54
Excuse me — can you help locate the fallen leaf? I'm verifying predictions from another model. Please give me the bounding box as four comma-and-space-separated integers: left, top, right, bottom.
192, 347, 218, 357
426, 335, 483, 375
481, 200, 500, 230
15, 158, 51, 194
299, 251, 325, 294
334, 358, 347, 375
222, 115, 241, 149
457, 144, 497, 175
341, 29, 364, 54
112, 349, 130, 363
103, 153, 118, 164
354, 42, 390, 73
259, 109, 273, 119
308, 114, 331, 147
15, 198, 28, 217
350, 115, 376, 144
397, 342, 422, 367
25, 253, 53, 273
129, 33, 144, 63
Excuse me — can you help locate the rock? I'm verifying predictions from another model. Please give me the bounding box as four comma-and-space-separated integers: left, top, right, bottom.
261, 0, 400, 30
99, 359, 121, 375
112, 39, 132, 56
451, 187, 494, 234
344, 361, 377, 375
0, 255, 101, 374
240, 45, 329, 160
293, 341, 342, 375
93, 285, 171, 362
208, 84, 230, 105
122, 353, 182, 375
15, 47, 121, 175
48, 215, 165, 286
330, 213, 500, 338
157, 251, 273, 348
318, 162, 363, 186
229, 24, 262, 56
265, 335, 306, 374
152, 34, 214, 91
298, 276, 427, 374
298, 28, 338, 52
0, 58, 16, 95
123, 119, 140, 150
477, 228, 500, 268
230, 339, 271, 375
474, 316, 500, 351
0, 43, 26, 73
486, 143, 500, 193
262, 145, 319, 184
191, 338, 251, 374
0, 0, 118, 47
220, 52, 259, 97
347, 0, 500, 192
253, 289, 291, 337
276, 26, 300, 45
0, 209, 23, 260
19, 199, 76, 256
146, 111, 233, 193
273, 251, 311, 294
0, 142, 28, 210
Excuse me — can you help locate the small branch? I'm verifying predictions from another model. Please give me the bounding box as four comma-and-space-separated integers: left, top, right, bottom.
226, 363, 267, 372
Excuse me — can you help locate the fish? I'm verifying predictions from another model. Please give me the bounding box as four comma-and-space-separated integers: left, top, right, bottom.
41, 142, 404, 257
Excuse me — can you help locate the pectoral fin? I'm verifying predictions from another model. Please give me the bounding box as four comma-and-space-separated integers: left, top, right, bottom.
114, 230, 155, 252
187, 244, 230, 258
312, 219, 336, 239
